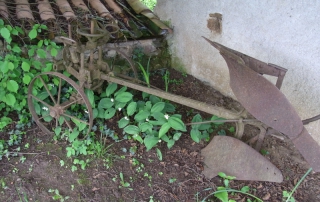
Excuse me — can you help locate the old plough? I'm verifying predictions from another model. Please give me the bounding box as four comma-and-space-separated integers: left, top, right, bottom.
4, 0, 319, 183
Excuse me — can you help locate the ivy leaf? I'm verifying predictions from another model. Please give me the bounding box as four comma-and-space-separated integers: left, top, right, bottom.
12, 45, 21, 53
3, 94, 16, 106
21, 61, 30, 72
144, 135, 159, 151
7, 80, 19, 93
0, 27, 10, 40
50, 48, 58, 57
28, 29, 37, 39
0, 61, 9, 73
36, 49, 47, 58
23, 74, 31, 84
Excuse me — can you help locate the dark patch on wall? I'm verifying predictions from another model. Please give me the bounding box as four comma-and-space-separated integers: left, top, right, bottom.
207, 13, 222, 34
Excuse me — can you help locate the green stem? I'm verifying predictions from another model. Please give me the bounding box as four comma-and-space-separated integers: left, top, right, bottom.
201, 188, 263, 202
285, 168, 312, 202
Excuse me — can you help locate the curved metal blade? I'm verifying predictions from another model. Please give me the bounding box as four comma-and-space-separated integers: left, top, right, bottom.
201, 136, 283, 182
203, 37, 303, 138
293, 127, 320, 172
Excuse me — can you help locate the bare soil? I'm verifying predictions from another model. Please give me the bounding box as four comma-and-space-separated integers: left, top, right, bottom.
0, 68, 319, 202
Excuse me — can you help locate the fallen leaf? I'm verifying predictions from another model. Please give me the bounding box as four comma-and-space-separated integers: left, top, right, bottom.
92, 187, 100, 191
262, 192, 271, 200
257, 183, 263, 189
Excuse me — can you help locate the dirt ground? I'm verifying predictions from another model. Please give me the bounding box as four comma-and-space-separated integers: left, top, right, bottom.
0, 68, 319, 202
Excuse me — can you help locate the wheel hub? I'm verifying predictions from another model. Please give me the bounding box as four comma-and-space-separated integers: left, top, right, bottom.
49, 105, 64, 118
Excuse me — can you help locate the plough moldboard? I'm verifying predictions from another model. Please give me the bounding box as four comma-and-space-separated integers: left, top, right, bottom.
6, 1, 319, 183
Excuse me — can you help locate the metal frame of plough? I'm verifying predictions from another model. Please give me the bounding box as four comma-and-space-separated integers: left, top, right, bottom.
27, 20, 320, 182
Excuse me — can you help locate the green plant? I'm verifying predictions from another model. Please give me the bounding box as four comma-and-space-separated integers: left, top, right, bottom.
282, 168, 312, 202
48, 189, 70, 201
140, 0, 157, 10
190, 114, 224, 143
119, 172, 131, 188
169, 178, 176, 183
137, 57, 151, 87
163, 70, 170, 92
201, 172, 263, 202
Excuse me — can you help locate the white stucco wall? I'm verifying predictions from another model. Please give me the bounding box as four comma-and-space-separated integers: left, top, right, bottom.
154, 1, 320, 145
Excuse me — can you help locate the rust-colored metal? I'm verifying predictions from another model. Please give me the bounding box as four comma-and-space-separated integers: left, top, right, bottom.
203, 37, 320, 172
201, 136, 283, 182
292, 127, 320, 172
203, 37, 303, 138
28, 72, 93, 135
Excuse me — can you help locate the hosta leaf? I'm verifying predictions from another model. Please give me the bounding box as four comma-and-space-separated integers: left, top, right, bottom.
124, 125, 140, 135
104, 108, 116, 119
151, 102, 165, 113
115, 92, 133, 103
168, 117, 186, 131
106, 83, 117, 97
98, 98, 114, 109
159, 122, 170, 138
134, 110, 150, 122
144, 135, 159, 151
139, 122, 153, 133
190, 128, 201, 143
126, 102, 137, 116
118, 117, 129, 128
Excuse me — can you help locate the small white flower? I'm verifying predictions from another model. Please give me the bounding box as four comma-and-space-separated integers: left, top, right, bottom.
124, 116, 129, 120
49, 83, 55, 87
111, 98, 114, 102
118, 108, 122, 111
164, 114, 169, 120
84, 110, 88, 114
158, 140, 162, 143
146, 118, 149, 122
42, 107, 48, 111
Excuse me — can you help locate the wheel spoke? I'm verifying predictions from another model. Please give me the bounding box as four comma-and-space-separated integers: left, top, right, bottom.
63, 118, 73, 131
55, 118, 58, 128
61, 97, 83, 110
30, 94, 52, 108
37, 114, 52, 122
62, 113, 89, 125
39, 76, 57, 105
57, 77, 62, 105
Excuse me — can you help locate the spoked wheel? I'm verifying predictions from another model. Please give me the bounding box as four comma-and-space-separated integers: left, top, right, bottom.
104, 47, 138, 81
28, 72, 93, 135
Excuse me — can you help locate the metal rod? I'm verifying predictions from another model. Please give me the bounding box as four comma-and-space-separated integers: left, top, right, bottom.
102, 75, 245, 119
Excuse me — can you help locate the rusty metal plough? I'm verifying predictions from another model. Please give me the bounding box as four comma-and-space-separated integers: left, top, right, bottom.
26, 16, 320, 182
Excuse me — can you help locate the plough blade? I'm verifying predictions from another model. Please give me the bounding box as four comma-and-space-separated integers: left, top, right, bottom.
203, 37, 320, 172
201, 136, 283, 182
293, 127, 320, 172
203, 37, 303, 138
